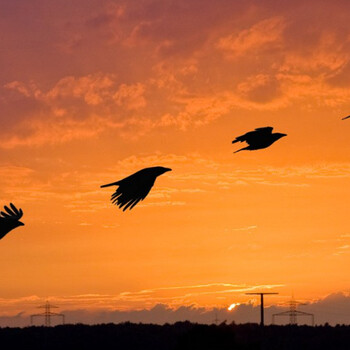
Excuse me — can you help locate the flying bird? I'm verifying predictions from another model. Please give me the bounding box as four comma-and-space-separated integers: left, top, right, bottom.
0, 203, 24, 240
232, 127, 287, 153
342, 115, 350, 120
100, 166, 172, 211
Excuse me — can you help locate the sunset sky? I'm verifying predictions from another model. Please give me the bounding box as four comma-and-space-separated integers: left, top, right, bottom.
1, 0, 350, 323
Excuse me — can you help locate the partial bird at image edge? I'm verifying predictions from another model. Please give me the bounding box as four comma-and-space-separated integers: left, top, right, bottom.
0, 203, 24, 240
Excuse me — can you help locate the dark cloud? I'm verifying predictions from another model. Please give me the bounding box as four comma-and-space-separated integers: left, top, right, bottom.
326, 62, 350, 87
85, 13, 116, 29
2, 293, 350, 327
2, 0, 350, 147
0, 87, 45, 133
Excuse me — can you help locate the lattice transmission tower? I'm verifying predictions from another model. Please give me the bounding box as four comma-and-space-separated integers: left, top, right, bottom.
272, 297, 314, 326
30, 301, 65, 326
213, 312, 220, 325
212, 311, 226, 325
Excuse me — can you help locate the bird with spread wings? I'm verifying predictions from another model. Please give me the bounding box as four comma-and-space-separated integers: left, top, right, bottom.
101, 166, 172, 211
232, 127, 287, 153
0, 203, 24, 240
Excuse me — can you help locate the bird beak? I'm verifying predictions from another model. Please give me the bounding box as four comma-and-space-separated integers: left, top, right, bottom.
164, 168, 172, 172
281, 133, 287, 137
18, 221, 25, 226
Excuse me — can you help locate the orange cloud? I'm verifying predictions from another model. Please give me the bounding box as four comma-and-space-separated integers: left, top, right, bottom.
46, 74, 116, 105
113, 83, 146, 110
217, 17, 286, 56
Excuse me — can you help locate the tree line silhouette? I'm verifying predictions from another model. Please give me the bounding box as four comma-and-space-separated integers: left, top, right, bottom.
0, 321, 349, 349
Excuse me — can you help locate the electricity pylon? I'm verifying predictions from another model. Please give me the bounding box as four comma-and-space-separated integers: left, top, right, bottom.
30, 301, 65, 326
213, 312, 220, 325
246, 292, 279, 326
272, 297, 314, 326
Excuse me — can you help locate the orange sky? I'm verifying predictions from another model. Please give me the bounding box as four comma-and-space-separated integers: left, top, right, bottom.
1, 0, 350, 318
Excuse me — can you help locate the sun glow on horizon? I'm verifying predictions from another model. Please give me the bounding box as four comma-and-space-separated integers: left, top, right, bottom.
228, 303, 241, 311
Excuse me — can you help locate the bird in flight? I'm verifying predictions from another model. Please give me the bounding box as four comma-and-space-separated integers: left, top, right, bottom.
342, 115, 350, 120
232, 127, 287, 153
101, 166, 172, 211
0, 203, 24, 240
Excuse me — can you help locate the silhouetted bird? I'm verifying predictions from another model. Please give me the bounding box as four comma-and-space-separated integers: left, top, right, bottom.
232, 127, 287, 153
101, 166, 172, 211
0, 203, 24, 239
342, 115, 350, 120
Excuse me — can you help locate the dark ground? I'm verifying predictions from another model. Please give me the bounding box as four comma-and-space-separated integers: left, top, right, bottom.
0, 322, 349, 350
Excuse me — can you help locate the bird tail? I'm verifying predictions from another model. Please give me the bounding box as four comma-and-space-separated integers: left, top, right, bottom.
100, 181, 120, 188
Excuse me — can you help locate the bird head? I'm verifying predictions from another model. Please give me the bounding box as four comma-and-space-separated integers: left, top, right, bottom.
11, 220, 24, 229
273, 132, 287, 140
6, 219, 24, 235
154, 166, 172, 176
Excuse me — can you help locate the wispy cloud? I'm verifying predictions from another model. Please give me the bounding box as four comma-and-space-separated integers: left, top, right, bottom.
230, 226, 258, 232
217, 17, 287, 56
0, 282, 284, 316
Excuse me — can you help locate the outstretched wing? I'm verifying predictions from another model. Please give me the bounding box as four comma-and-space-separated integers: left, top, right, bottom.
0, 203, 24, 239
232, 127, 273, 145
0, 203, 23, 221
111, 176, 156, 211
254, 126, 273, 134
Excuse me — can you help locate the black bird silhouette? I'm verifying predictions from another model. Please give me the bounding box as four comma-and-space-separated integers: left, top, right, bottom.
342, 115, 350, 120
100, 166, 172, 211
0, 203, 24, 239
232, 127, 287, 153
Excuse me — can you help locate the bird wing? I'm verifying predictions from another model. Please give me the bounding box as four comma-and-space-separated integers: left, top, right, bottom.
254, 126, 273, 134
232, 132, 255, 143
101, 168, 152, 188
232, 127, 273, 144
0, 203, 23, 221
110, 176, 156, 211
0, 203, 23, 239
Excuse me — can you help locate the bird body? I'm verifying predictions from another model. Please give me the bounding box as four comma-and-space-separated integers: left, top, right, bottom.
0, 203, 24, 240
101, 166, 171, 211
232, 127, 287, 153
